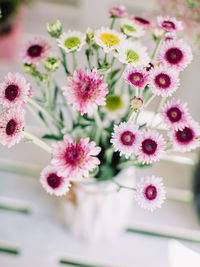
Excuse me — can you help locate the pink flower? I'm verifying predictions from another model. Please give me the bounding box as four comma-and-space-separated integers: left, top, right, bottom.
149, 65, 180, 97
111, 122, 141, 159
109, 5, 127, 18
21, 37, 51, 65
0, 72, 32, 109
135, 176, 166, 211
137, 130, 166, 164
157, 39, 193, 71
40, 165, 71, 196
62, 69, 108, 116
163, 32, 177, 42
169, 120, 200, 152
0, 107, 25, 148
162, 98, 191, 130
157, 16, 183, 32
123, 66, 149, 89
51, 136, 101, 179
130, 16, 153, 30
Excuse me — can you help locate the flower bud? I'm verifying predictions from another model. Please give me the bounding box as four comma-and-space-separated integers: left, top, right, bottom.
44, 56, 60, 72
47, 20, 62, 38
130, 97, 143, 112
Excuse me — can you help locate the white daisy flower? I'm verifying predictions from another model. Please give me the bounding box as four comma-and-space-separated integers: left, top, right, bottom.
121, 18, 145, 38
116, 40, 150, 66
94, 27, 125, 53
57, 31, 86, 53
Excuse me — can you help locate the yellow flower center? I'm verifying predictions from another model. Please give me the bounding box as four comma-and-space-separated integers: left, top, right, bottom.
126, 49, 139, 63
64, 36, 81, 50
100, 33, 120, 47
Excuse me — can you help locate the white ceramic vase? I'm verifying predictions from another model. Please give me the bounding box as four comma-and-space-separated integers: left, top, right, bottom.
58, 167, 136, 242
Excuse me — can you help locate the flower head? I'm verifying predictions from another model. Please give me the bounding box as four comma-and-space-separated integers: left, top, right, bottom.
46, 20, 62, 38
131, 16, 152, 30
94, 27, 125, 53
162, 98, 191, 130
157, 16, 183, 32
135, 176, 166, 211
62, 69, 108, 116
169, 120, 200, 152
138, 129, 166, 164
57, 31, 86, 53
149, 65, 180, 97
0, 107, 25, 148
40, 165, 71, 196
21, 37, 51, 65
51, 136, 101, 179
111, 122, 141, 159
157, 39, 193, 71
0, 72, 32, 109
124, 65, 149, 89
116, 40, 150, 66
109, 5, 127, 18
121, 18, 145, 38
130, 97, 144, 112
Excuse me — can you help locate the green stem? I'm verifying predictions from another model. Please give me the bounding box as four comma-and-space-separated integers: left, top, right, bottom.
144, 94, 156, 109
93, 111, 102, 145
59, 47, 70, 76
24, 131, 51, 153
151, 37, 162, 60
26, 104, 50, 132
110, 17, 116, 29
0, 159, 40, 178
150, 96, 166, 127
113, 180, 136, 192
72, 52, 77, 72
28, 98, 63, 130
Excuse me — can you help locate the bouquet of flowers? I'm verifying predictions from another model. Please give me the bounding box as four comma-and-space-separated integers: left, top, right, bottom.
0, 5, 199, 213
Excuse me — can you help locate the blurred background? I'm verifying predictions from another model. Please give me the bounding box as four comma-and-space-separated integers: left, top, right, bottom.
0, 0, 200, 267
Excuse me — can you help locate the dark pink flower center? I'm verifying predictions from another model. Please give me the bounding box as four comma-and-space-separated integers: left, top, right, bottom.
128, 72, 144, 87
144, 184, 157, 200
162, 20, 175, 30
176, 127, 194, 144
155, 73, 171, 88
47, 173, 61, 189
142, 138, 157, 155
28, 45, 42, 57
166, 48, 183, 64
134, 17, 150, 25
167, 107, 182, 122
6, 119, 17, 136
5, 84, 19, 101
65, 144, 84, 166
120, 130, 135, 146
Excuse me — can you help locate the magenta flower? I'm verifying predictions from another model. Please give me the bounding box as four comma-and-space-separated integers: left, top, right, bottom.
157, 16, 183, 32
169, 120, 200, 152
135, 176, 166, 211
0, 72, 32, 109
137, 129, 166, 164
40, 165, 71, 196
149, 65, 180, 97
21, 37, 51, 65
109, 5, 127, 18
51, 136, 101, 179
130, 16, 153, 30
62, 69, 108, 116
162, 98, 191, 130
123, 66, 149, 89
157, 39, 193, 71
111, 122, 141, 159
0, 107, 25, 148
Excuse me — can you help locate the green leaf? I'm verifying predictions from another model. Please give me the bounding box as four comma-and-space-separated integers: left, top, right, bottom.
59, 110, 64, 122
42, 134, 63, 141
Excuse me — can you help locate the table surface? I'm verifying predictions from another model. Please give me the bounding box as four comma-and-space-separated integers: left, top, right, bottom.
0, 1, 200, 267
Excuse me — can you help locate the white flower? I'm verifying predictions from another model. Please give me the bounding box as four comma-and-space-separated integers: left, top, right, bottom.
116, 40, 150, 66
121, 18, 145, 38
57, 31, 86, 53
94, 27, 125, 53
